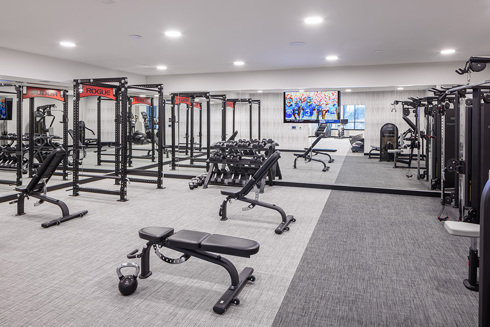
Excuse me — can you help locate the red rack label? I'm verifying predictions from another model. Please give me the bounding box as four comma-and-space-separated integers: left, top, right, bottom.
132, 97, 152, 105
23, 87, 64, 101
80, 85, 116, 100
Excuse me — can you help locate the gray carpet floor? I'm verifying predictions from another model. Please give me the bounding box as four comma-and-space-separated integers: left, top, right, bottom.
272, 164, 478, 326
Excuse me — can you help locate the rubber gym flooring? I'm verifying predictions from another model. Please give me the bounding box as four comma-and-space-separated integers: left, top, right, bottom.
0, 146, 477, 326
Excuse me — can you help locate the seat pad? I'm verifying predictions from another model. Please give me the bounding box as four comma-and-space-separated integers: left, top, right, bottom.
444, 221, 480, 238
221, 190, 241, 197
201, 234, 260, 257
139, 227, 174, 243
167, 230, 211, 250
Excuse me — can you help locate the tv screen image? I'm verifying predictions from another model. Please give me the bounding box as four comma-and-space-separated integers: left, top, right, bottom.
0, 97, 6, 120
284, 90, 340, 123
0, 97, 13, 120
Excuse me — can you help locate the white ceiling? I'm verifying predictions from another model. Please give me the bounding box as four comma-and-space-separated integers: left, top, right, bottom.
1, 0, 490, 76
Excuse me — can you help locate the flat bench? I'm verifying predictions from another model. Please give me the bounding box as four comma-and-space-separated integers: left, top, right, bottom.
118, 227, 259, 314
444, 221, 480, 291
220, 151, 296, 234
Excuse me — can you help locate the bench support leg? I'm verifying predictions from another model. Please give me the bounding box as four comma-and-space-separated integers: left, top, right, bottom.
139, 243, 153, 279
30, 194, 88, 228
219, 198, 229, 221
464, 238, 479, 291
165, 245, 254, 314
16, 193, 26, 216
234, 197, 296, 234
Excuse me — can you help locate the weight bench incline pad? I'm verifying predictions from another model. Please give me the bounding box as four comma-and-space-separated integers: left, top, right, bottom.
219, 151, 296, 234
125, 226, 260, 314
444, 221, 480, 238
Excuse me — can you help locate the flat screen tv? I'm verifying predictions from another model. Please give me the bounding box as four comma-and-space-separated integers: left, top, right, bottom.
0, 97, 13, 120
284, 90, 340, 123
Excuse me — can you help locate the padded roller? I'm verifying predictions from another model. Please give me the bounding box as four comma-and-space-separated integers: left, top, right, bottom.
444, 221, 480, 238
200, 234, 260, 258
167, 230, 211, 250
139, 227, 174, 243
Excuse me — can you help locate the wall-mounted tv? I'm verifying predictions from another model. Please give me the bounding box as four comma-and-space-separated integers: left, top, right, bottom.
284, 90, 340, 123
0, 97, 13, 120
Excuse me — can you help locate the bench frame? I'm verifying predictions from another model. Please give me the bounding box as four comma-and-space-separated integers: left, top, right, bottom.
12, 147, 88, 228
293, 134, 336, 172
128, 229, 256, 314
219, 151, 295, 234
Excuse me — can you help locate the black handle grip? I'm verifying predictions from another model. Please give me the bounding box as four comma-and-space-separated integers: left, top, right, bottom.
127, 249, 139, 259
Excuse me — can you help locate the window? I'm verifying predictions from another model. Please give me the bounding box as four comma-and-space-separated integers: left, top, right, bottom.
332, 105, 365, 130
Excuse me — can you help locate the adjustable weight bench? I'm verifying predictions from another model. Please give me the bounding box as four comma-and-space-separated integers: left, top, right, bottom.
11, 147, 88, 228
293, 134, 336, 172
118, 227, 259, 314
444, 221, 480, 291
219, 151, 296, 234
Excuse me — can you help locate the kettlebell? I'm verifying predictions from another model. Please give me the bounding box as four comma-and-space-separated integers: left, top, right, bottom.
116, 262, 140, 296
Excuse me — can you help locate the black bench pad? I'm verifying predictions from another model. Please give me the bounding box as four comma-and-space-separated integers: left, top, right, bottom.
139, 228, 260, 257
312, 148, 337, 152
221, 190, 240, 197
200, 234, 260, 257
139, 227, 174, 243
167, 230, 211, 250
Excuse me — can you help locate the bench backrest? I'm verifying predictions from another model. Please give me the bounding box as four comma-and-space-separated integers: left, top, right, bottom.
304, 134, 324, 156
26, 147, 66, 194
240, 151, 281, 196
227, 130, 238, 141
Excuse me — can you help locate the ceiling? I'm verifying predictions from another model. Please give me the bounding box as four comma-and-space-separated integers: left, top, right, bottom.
1, 0, 490, 76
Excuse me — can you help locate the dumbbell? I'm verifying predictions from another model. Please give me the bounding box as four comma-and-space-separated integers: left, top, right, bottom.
250, 155, 265, 164
188, 178, 199, 190
197, 174, 207, 186
234, 173, 242, 183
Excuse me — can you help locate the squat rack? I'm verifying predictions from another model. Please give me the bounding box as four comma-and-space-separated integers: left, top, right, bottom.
23, 86, 69, 180
170, 92, 212, 170
0, 83, 23, 186
225, 98, 261, 141
72, 77, 129, 201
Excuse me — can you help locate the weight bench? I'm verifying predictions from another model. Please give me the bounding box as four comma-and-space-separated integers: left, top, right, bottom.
444, 221, 480, 291
118, 227, 259, 314
219, 151, 296, 234
293, 133, 336, 172
11, 147, 88, 228
368, 146, 380, 159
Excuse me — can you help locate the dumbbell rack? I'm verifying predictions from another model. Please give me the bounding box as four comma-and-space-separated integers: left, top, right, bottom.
201, 139, 282, 190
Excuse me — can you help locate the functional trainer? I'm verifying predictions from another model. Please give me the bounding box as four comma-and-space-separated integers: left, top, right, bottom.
293, 133, 336, 172
11, 147, 88, 228
117, 226, 259, 314
219, 151, 296, 234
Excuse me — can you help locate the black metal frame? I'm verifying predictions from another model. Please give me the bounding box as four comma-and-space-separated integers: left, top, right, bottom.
480, 179, 490, 326
127, 229, 257, 314
24, 88, 69, 180
226, 98, 261, 140
170, 92, 212, 170
0, 83, 23, 186
73, 78, 130, 201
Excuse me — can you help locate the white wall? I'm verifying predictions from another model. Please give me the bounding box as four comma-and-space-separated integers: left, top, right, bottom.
148, 61, 490, 93
0, 47, 146, 85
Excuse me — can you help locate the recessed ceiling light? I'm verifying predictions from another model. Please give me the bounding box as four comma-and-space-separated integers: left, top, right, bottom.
59, 41, 76, 48
290, 41, 306, 46
258, 90, 263, 93
345, 89, 352, 92
397, 87, 404, 90
156, 65, 167, 70
164, 30, 182, 38
304, 17, 323, 25
129, 34, 142, 40
326, 55, 338, 61
299, 89, 305, 92
234, 61, 245, 66
441, 49, 456, 55
139, 94, 146, 97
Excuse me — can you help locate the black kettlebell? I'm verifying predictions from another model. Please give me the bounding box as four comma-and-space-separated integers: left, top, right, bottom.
116, 262, 140, 296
